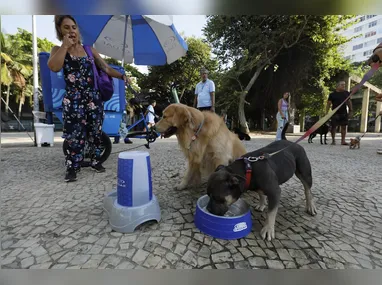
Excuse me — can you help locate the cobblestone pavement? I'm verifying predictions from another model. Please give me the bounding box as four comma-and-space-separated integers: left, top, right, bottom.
2, 134, 382, 269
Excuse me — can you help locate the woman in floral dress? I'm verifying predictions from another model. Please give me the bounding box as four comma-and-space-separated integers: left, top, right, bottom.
48, 15, 131, 182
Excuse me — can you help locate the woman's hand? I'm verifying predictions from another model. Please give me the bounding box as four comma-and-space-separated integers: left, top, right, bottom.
61, 34, 75, 49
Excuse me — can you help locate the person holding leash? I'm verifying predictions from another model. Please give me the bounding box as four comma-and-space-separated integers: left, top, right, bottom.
276, 92, 290, 141
326, 81, 353, 146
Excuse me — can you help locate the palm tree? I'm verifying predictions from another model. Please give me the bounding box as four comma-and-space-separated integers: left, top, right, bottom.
1, 29, 55, 118
1, 32, 12, 113
0, 31, 5, 49
1, 31, 33, 116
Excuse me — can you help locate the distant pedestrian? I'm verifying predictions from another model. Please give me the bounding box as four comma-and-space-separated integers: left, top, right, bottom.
194, 68, 216, 112
275, 92, 290, 141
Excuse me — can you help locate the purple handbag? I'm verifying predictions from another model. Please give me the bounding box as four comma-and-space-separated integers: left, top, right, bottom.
83, 45, 114, 102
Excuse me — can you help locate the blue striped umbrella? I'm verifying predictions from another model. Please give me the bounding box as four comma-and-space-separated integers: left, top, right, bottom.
73, 15, 188, 66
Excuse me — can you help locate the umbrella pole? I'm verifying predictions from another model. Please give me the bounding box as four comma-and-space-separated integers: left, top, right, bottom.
121, 15, 129, 67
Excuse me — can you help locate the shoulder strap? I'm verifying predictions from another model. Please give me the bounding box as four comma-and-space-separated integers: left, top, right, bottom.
83, 45, 93, 58
83, 45, 99, 90
64, 52, 72, 62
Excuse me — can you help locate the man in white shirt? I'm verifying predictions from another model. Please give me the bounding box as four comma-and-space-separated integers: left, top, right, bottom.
193, 68, 216, 112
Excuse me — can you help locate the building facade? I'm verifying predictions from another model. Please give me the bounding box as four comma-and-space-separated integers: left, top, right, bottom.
340, 15, 382, 63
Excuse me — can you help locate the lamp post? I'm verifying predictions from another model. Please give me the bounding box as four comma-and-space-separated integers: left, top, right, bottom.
32, 15, 39, 146
32, 15, 39, 119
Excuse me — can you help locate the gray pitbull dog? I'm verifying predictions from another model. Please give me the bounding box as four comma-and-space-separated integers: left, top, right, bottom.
206, 124, 317, 241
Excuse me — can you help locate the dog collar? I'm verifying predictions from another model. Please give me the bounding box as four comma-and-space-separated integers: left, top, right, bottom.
187, 119, 204, 150
243, 157, 252, 190
239, 155, 266, 190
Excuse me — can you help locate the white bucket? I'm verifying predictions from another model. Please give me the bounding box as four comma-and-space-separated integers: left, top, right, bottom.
34, 123, 55, 147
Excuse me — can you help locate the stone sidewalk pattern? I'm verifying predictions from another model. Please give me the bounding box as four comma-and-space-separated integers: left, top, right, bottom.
1, 135, 382, 269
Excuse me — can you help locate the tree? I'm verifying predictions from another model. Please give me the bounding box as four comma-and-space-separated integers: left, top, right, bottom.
1, 29, 56, 116
103, 57, 144, 79
204, 16, 310, 132
293, 16, 356, 120
204, 15, 356, 132
352, 61, 382, 90
103, 57, 144, 100
370, 70, 382, 89
139, 36, 218, 105
204, 15, 351, 131
1, 31, 32, 116
38, 37, 55, 53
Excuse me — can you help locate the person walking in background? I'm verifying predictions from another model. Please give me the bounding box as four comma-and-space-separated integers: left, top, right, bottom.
143, 99, 157, 132
275, 92, 290, 141
326, 81, 353, 146
194, 68, 216, 112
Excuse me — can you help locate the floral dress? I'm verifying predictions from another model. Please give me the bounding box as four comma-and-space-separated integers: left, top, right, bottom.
62, 51, 104, 170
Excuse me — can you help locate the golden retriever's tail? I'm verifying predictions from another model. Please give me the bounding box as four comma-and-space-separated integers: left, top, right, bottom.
281, 122, 290, 140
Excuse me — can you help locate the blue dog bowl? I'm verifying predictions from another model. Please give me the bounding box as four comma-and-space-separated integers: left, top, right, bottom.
194, 195, 252, 240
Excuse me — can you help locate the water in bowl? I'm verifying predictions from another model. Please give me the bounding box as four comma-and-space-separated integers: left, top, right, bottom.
201, 206, 237, 217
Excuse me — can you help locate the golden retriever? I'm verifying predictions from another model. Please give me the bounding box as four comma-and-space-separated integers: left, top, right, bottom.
155, 103, 247, 190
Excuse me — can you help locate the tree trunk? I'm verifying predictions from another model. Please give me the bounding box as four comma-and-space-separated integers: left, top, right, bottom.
18, 100, 23, 118
238, 64, 265, 133
238, 95, 248, 133
289, 95, 296, 125
18, 89, 25, 126
5, 84, 10, 114
178, 87, 186, 102
299, 110, 305, 132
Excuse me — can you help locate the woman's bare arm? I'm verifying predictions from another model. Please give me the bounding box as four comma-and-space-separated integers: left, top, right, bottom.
91, 47, 126, 80
278, 99, 284, 118
48, 35, 75, 72
47, 46, 68, 72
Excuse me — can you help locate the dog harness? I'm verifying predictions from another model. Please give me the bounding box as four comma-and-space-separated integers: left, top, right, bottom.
239, 155, 266, 190
187, 119, 204, 150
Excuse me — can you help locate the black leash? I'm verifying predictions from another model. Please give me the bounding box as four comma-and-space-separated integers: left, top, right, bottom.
110, 143, 150, 155
359, 114, 381, 139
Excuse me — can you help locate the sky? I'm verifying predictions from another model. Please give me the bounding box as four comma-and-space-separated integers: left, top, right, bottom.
1, 15, 208, 74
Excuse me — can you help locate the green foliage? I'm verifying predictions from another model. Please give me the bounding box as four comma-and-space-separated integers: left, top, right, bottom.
1, 28, 56, 113
204, 16, 310, 69
296, 16, 356, 117
369, 70, 382, 90
103, 57, 144, 79
103, 57, 144, 100
139, 36, 218, 105
204, 15, 357, 124
351, 60, 382, 90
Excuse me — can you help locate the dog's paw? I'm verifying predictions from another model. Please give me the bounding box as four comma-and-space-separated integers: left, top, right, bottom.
254, 204, 266, 212
306, 202, 317, 216
260, 224, 275, 241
